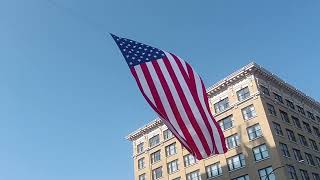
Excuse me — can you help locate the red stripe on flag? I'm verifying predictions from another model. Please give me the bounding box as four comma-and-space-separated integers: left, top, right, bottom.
163, 57, 211, 157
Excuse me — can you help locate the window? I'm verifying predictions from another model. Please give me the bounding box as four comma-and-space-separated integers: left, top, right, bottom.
292, 116, 302, 129
149, 135, 160, 147
138, 158, 145, 170
226, 134, 240, 149
232, 175, 250, 180
227, 153, 246, 171
297, 105, 306, 115
242, 105, 256, 120
313, 126, 320, 137
286, 129, 297, 142
152, 167, 162, 180
300, 169, 310, 180
214, 98, 230, 113
206, 162, 222, 178
279, 142, 290, 157
273, 92, 283, 103
167, 159, 179, 174
166, 143, 177, 156
258, 166, 275, 180
260, 85, 270, 96
237, 87, 250, 101
163, 129, 173, 140
293, 148, 304, 162
316, 156, 320, 167
253, 144, 269, 161
218, 115, 234, 131
298, 134, 308, 147
312, 173, 320, 180
137, 143, 144, 154
172, 177, 181, 180
310, 139, 319, 151
247, 124, 262, 140
307, 111, 315, 120
303, 121, 312, 134
151, 150, 161, 164
286, 99, 295, 110
317, 116, 320, 123
184, 154, 197, 167
287, 165, 298, 180
186, 170, 201, 180
273, 122, 283, 136
267, 103, 277, 116
139, 174, 146, 180
280, 110, 290, 123
305, 153, 315, 166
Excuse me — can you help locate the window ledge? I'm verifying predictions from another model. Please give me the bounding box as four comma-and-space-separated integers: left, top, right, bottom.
249, 135, 264, 142
229, 166, 246, 172
254, 157, 270, 163
208, 174, 223, 179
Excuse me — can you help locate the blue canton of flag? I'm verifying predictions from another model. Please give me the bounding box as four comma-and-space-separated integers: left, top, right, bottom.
111, 34, 166, 67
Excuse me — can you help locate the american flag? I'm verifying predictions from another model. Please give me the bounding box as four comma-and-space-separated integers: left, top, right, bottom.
111, 34, 227, 159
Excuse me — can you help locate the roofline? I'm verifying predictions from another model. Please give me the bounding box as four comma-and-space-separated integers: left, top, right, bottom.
126, 62, 320, 141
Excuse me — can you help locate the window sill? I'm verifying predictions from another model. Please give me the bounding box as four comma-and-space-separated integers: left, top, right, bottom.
227, 145, 241, 151
222, 126, 235, 132
208, 174, 223, 179
254, 157, 270, 163
229, 166, 246, 172
249, 135, 263, 142
244, 115, 257, 121
168, 169, 179, 175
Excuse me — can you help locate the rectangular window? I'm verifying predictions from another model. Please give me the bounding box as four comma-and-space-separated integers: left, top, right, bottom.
287, 165, 297, 180
218, 115, 234, 131
303, 121, 312, 134
297, 105, 306, 115
300, 169, 310, 180
273, 92, 284, 103
316, 157, 320, 167
247, 124, 262, 140
165, 143, 177, 156
232, 175, 250, 180
206, 162, 222, 178
152, 167, 162, 180
214, 97, 230, 113
237, 87, 250, 101
280, 110, 290, 123
286, 99, 295, 110
186, 170, 201, 180
312, 173, 320, 180
151, 150, 161, 164
305, 153, 315, 166
292, 116, 302, 129
273, 122, 283, 136
258, 166, 275, 180
310, 139, 319, 151
298, 134, 308, 147
172, 177, 181, 180
286, 129, 296, 142
184, 154, 198, 167
167, 159, 179, 174
267, 103, 277, 116
138, 158, 145, 170
313, 126, 320, 137
317, 116, 320, 123
139, 174, 146, 180
227, 153, 246, 171
163, 129, 173, 140
137, 143, 144, 154
149, 135, 160, 147
253, 144, 269, 161
226, 134, 240, 149
293, 148, 304, 162
279, 142, 290, 157
307, 111, 315, 120
242, 105, 256, 120
260, 85, 270, 96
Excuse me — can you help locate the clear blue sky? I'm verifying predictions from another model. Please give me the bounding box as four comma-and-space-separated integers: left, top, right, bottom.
1, 0, 320, 179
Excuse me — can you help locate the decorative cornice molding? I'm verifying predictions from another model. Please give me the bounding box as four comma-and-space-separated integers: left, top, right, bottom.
126, 62, 320, 141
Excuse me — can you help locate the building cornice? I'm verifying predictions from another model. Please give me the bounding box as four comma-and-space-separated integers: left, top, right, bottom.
126, 62, 320, 141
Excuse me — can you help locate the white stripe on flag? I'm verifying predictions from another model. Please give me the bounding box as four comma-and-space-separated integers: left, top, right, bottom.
134, 66, 156, 105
